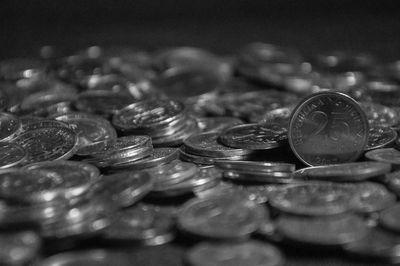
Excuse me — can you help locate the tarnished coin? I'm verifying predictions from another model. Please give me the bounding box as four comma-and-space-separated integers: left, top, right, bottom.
276, 214, 369, 246
183, 132, 253, 158
219, 123, 287, 150
365, 148, 400, 166
349, 182, 396, 213
187, 241, 284, 266
215, 160, 295, 173
0, 142, 26, 169
343, 228, 400, 263
268, 182, 353, 216
196, 116, 243, 133
177, 195, 266, 239
366, 125, 397, 151
112, 99, 185, 132
98, 171, 153, 208
0, 112, 21, 141
38, 250, 125, 266
13, 126, 78, 164
289, 91, 368, 166
0, 230, 41, 266
109, 147, 178, 170
103, 204, 175, 245
294, 162, 391, 182
380, 204, 400, 233
54, 112, 117, 156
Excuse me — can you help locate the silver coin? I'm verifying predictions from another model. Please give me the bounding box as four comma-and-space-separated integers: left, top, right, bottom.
289, 91, 368, 166
13, 126, 78, 164
38, 249, 123, 266
196, 116, 243, 133
177, 195, 266, 239
386, 170, 400, 196
294, 162, 391, 182
219, 123, 287, 150
179, 146, 249, 165
349, 182, 396, 213
276, 214, 369, 246
0, 112, 21, 141
366, 125, 397, 151
20, 119, 70, 132
223, 170, 295, 184
268, 182, 354, 216
379, 204, 400, 233
187, 241, 284, 266
359, 101, 400, 127
365, 148, 400, 165
0, 142, 26, 169
183, 132, 254, 158
90, 146, 154, 168
215, 160, 295, 173
55, 112, 117, 155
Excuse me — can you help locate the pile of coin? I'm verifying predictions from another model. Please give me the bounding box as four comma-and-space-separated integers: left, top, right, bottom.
2, 43, 400, 265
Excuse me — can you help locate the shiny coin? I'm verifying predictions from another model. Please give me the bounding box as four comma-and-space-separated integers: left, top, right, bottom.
179, 146, 249, 165
13, 126, 78, 164
343, 228, 400, 263
359, 101, 400, 127
219, 123, 287, 150
365, 148, 400, 166
196, 116, 243, 133
183, 132, 254, 158
366, 125, 397, 151
223, 170, 295, 184
215, 160, 295, 173
0, 230, 41, 266
103, 204, 175, 245
268, 182, 353, 216
178, 195, 266, 239
20, 119, 70, 132
0, 142, 26, 169
112, 99, 185, 132
0, 112, 20, 141
289, 91, 368, 166
256, 105, 295, 127
380, 204, 400, 233
98, 171, 153, 208
276, 214, 369, 246
294, 162, 391, 182
187, 241, 284, 266
54, 112, 117, 156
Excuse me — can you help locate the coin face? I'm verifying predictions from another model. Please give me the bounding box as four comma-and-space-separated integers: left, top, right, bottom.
0, 112, 21, 141
13, 126, 78, 164
289, 91, 368, 166
366, 125, 397, 151
365, 148, 400, 165
178, 195, 266, 239
187, 241, 284, 266
0, 142, 26, 169
219, 124, 287, 150
39, 250, 124, 266
349, 182, 396, 213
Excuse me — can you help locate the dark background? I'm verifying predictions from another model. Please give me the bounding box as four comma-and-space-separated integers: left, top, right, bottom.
1, 0, 400, 60
1, 1, 400, 265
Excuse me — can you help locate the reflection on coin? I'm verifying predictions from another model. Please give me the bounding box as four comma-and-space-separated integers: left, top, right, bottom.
0, 142, 26, 169
380, 204, 400, 233
196, 116, 243, 133
187, 241, 284, 266
219, 123, 287, 150
178, 195, 266, 239
179, 146, 249, 165
366, 125, 397, 151
277, 214, 369, 246
0, 112, 20, 141
365, 148, 400, 166
268, 182, 353, 216
183, 132, 253, 158
289, 91, 368, 166
13, 126, 78, 164
294, 162, 391, 182
215, 160, 295, 173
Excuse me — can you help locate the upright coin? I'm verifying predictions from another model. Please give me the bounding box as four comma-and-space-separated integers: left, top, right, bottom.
219, 123, 287, 150
0, 112, 20, 141
13, 126, 78, 164
289, 91, 368, 166
0, 142, 26, 169
187, 241, 284, 266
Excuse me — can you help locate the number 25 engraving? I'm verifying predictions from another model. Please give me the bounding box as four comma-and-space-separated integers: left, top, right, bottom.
310, 111, 350, 141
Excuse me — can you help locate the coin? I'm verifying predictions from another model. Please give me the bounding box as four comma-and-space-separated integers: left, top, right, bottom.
0, 142, 26, 169
177, 195, 266, 239
379, 204, 400, 233
366, 125, 397, 151
219, 123, 287, 150
215, 160, 295, 173
38, 250, 124, 266
268, 182, 353, 216
196, 116, 243, 133
294, 162, 391, 182
289, 91, 368, 166
276, 214, 369, 246
187, 241, 284, 266
349, 182, 396, 213
183, 132, 254, 158
223, 170, 295, 184
365, 148, 400, 166
359, 101, 400, 127
179, 146, 249, 165
0, 112, 21, 141
13, 126, 78, 164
